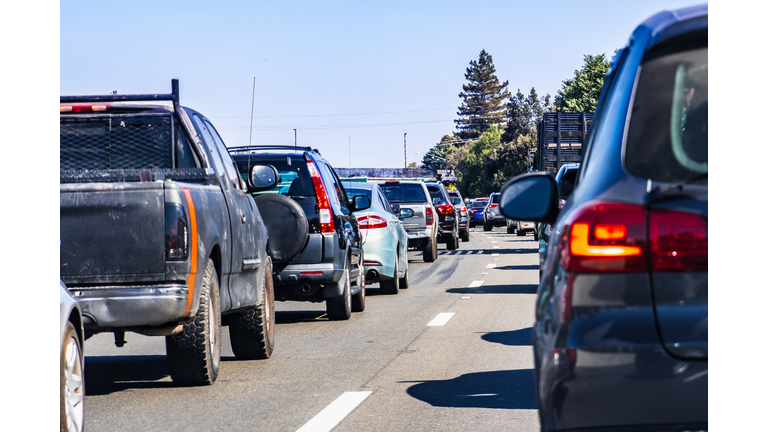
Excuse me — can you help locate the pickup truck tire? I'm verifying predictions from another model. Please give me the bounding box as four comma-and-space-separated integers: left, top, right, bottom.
61, 321, 84, 432
166, 259, 221, 386
326, 267, 352, 320
229, 257, 275, 360
253, 194, 309, 264
351, 253, 365, 313
379, 254, 399, 295
423, 237, 437, 263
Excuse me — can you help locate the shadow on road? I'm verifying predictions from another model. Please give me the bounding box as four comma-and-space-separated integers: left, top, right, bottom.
481, 327, 534, 347
275, 310, 327, 324
84, 355, 173, 395
494, 264, 539, 271
403, 369, 536, 410
446, 283, 538, 295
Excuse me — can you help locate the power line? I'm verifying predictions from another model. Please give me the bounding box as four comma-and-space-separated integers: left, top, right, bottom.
217, 119, 454, 131
212, 107, 455, 119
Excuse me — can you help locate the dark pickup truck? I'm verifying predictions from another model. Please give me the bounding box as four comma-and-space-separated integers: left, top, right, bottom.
60, 80, 277, 386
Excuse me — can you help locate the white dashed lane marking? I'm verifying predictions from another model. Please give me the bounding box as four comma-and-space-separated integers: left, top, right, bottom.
295, 391, 372, 432
427, 312, 455, 327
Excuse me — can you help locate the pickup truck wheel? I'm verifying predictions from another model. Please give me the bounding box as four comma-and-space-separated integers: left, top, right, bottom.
380, 253, 399, 295
166, 258, 221, 386
351, 254, 366, 313
422, 237, 437, 263
61, 321, 84, 432
229, 257, 275, 360
326, 267, 352, 320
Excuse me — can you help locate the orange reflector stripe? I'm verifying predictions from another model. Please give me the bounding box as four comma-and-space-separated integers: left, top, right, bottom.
182, 188, 198, 316
571, 223, 641, 257
595, 224, 627, 240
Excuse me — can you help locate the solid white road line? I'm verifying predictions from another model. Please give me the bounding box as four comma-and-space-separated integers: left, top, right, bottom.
486, 263, 496, 268
492, 253, 499, 256
295, 391, 372, 432
468, 280, 485, 288
427, 312, 455, 326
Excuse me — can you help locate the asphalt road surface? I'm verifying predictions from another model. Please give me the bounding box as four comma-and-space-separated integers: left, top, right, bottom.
81, 226, 541, 432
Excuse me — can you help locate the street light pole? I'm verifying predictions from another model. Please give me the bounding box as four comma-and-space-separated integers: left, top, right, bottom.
404, 133, 407, 169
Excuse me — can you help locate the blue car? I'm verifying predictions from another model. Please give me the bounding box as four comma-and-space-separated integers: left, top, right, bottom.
343, 182, 411, 294
468, 197, 487, 227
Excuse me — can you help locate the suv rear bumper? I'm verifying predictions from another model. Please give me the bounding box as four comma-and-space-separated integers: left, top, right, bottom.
67, 284, 189, 328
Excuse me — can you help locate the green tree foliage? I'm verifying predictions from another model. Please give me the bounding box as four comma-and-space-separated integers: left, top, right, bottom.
555, 54, 610, 113
455, 50, 511, 140
502, 89, 530, 143
421, 135, 460, 171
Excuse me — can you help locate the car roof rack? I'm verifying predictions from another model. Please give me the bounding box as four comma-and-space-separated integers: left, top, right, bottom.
228, 145, 322, 155
61, 79, 182, 115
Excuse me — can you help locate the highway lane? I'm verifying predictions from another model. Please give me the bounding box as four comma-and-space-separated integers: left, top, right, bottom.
81, 227, 541, 431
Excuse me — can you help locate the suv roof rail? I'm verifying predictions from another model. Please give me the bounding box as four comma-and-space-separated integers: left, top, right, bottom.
228, 145, 321, 155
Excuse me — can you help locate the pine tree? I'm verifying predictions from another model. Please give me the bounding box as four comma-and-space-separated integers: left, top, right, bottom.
502, 89, 530, 143
455, 50, 511, 140
555, 54, 611, 113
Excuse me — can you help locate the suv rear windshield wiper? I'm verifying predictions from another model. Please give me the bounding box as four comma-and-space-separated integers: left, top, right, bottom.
648, 172, 707, 203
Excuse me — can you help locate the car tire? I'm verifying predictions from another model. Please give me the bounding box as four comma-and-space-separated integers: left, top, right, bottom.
61, 321, 84, 432
326, 267, 352, 320
166, 258, 221, 386
534, 229, 539, 241
483, 221, 492, 231
461, 229, 470, 242
517, 227, 525, 236
253, 194, 309, 264
351, 254, 366, 313
423, 237, 437, 263
228, 257, 275, 360
399, 256, 409, 289
507, 224, 514, 234
379, 253, 400, 294
446, 234, 457, 250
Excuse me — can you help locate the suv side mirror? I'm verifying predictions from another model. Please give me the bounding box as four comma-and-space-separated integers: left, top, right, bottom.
352, 195, 371, 211
499, 173, 559, 224
249, 165, 278, 191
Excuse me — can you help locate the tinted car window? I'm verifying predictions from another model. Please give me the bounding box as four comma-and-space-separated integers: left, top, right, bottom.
427, 186, 442, 201
346, 188, 371, 200
625, 45, 708, 182
472, 200, 487, 208
234, 156, 314, 196
380, 184, 427, 202
490, 194, 500, 204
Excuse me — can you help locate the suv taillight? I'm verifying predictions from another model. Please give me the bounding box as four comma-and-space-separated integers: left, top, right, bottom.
488, 204, 498, 209
165, 203, 189, 260
426, 207, 434, 225
358, 215, 388, 229
559, 201, 708, 273
649, 209, 707, 272
306, 159, 335, 233
436, 204, 454, 214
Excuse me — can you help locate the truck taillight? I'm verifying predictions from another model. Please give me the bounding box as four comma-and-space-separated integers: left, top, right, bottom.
426, 207, 434, 225
60, 103, 110, 113
358, 215, 388, 229
165, 203, 189, 260
306, 158, 335, 233
560, 202, 647, 273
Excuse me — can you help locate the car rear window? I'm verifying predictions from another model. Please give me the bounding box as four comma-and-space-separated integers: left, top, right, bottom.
380, 183, 427, 203
490, 194, 499, 204
233, 156, 315, 196
472, 200, 487, 208
625, 43, 707, 183
345, 188, 371, 200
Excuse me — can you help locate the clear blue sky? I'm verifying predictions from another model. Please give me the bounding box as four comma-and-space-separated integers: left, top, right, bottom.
60, 0, 705, 169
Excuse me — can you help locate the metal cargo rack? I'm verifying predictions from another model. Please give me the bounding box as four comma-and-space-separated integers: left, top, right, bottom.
535, 112, 593, 173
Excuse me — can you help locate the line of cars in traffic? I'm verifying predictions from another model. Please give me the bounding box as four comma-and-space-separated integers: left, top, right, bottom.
58, 92, 469, 430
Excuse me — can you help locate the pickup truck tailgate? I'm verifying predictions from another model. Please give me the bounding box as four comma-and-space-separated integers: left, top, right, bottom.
60, 182, 166, 283
400, 203, 427, 230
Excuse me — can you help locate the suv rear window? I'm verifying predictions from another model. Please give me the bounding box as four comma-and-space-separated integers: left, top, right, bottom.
490, 194, 500, 204
625, 44, 707, 182
234, 156, 315, 196
472, 200, 487, 208
380, 183, 427, 203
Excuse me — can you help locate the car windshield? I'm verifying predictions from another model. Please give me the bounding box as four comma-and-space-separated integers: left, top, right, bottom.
625, 45, 708, 182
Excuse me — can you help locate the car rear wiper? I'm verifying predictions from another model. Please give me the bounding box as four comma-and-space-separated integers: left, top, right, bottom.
647, 172, 708, 203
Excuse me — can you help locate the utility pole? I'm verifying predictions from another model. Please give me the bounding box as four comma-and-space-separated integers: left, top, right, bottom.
349, 135, 351, 168
404, 133, 407, 169
294, 129, 297, 147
